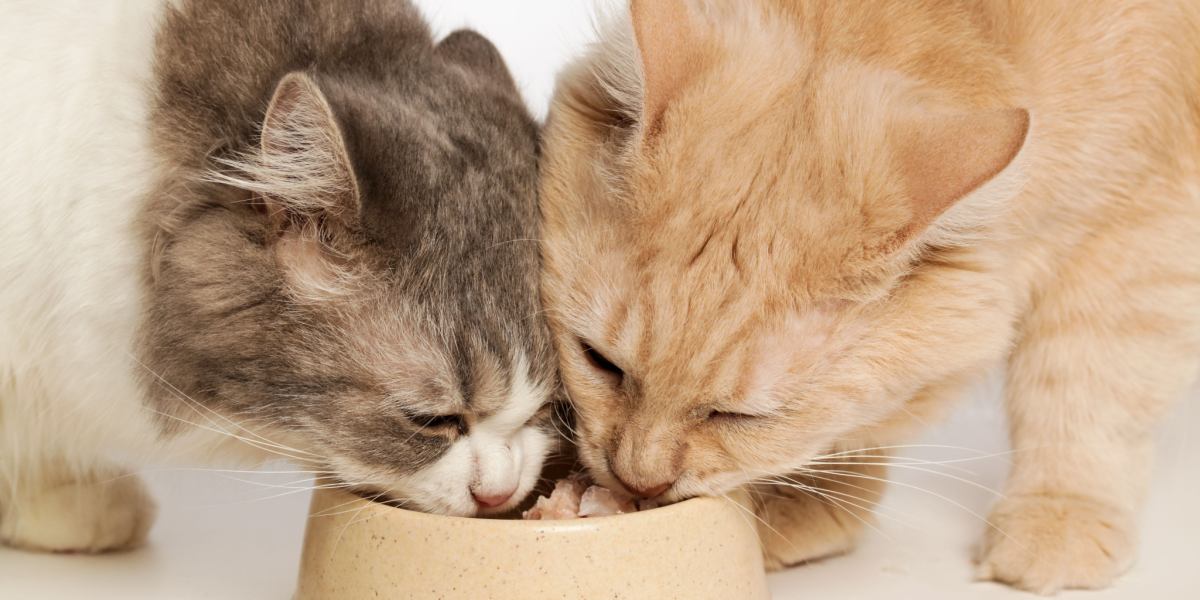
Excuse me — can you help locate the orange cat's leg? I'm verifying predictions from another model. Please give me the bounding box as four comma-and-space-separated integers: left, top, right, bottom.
752, 457, 888, 570
979, 209, 1200, 594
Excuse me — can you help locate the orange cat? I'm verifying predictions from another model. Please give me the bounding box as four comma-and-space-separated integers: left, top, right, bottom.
539, 0, 1200, 593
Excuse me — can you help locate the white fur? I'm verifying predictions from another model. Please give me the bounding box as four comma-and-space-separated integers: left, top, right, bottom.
331, 354, 552, 517
0, 2, 555, 548
0, 0, 250, 549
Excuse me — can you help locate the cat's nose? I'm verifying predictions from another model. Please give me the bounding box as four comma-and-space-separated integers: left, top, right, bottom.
472, 488, 515, 508
615, 475, 672, 500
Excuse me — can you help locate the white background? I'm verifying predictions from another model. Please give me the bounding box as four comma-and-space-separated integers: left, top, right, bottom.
2, 1, 1197, 598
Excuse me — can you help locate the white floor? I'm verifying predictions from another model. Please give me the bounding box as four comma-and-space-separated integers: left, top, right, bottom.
2, 1, 1197, 598
1, 374, 1196, 599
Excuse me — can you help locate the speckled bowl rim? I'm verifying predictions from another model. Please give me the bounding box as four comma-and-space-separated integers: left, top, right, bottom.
327, 490, 735, 532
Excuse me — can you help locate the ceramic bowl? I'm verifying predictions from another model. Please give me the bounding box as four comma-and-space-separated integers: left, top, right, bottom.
295, 487, 769, 600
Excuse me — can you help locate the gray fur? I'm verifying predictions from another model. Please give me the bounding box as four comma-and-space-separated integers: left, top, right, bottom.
140, 0, 554, 485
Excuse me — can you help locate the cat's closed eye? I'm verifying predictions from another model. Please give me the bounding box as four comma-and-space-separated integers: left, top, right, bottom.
580, 340, 624, 381
706, 410, 763, 423
407, 412, 468, 435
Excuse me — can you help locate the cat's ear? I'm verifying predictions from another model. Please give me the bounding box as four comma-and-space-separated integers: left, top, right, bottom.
630, 0, 706, 136
437, 30, 517, 90
257, 72, 361, 230
890, 107, 1030, 243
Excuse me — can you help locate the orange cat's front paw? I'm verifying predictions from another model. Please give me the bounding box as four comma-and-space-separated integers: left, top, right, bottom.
976, 494, 1135, 595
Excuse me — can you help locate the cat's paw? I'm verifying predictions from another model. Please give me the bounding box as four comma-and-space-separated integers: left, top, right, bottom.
976, 493, 1135, 595
0, 473, 156, 553
751, 483, 873, 570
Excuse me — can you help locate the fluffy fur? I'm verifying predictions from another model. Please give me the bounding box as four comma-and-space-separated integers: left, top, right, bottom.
0, 0, 555, 553
540, 0, 1200, 594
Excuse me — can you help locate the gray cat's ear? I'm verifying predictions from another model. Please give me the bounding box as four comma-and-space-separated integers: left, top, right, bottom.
437, 30, 517, 90
256, 72, 361, 230
889, 107, 1030, 245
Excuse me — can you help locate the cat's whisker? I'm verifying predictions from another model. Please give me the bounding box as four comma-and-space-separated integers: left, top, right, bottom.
750, 474, 894, 544
812, 452, 997, 466
696, 481, 792, 551
149, 376, 321, 463
547, 412, 577, 444
792, 483, 895, 543
814, 443, 997, 460
207, 474, 350, 492
805, 461, 1008, 500
764, 475, 892, 531
189, 481, 330, 509
173, 394, 320, 460
311, 488, 391, 519
330, 490, 394, 556
763, 471, 897, 517
138, 404, 317, 465
129, 354, 321, 460
762, 475, 916, 529
134, 466, 336, 477
796, 466, 1025, 551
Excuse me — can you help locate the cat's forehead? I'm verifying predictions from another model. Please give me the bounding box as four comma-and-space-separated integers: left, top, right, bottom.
575, 274, 845, 410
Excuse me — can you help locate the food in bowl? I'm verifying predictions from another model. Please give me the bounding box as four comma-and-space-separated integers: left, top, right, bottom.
521, 475, 658, 520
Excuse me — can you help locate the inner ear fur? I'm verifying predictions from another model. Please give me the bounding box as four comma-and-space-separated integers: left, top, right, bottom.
890, 107, 1030, 241
257, 71, 361, 231
630, 0, 709, 138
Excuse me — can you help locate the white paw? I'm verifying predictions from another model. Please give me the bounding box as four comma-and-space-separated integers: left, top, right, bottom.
1, 473, 156, 553
976, 494, 1135, 595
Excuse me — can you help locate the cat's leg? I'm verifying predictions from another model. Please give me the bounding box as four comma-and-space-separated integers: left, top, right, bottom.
752, 457, 888, 570
0, 460, 156, 553
978, 215, 1200, 594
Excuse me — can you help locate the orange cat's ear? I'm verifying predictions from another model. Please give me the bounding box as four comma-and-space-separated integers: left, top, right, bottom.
630, 0, 706, 136
891, 108, 1030, 239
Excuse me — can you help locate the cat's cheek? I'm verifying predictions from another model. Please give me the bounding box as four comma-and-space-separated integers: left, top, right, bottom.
396, 440, 479, 516
395, 426, 553, 517
512, 426, 554, 503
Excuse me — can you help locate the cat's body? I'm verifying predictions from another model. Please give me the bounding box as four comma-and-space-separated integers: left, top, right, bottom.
541, 0, 1199, 594
1, 0, 555, 553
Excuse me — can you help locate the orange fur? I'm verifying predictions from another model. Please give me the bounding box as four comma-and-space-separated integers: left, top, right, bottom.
540, 0, 1200, 594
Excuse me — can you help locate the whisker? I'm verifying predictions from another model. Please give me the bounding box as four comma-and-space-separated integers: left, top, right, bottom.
810, 454, 980, 477
128, 353, 320, 459
138, 404, 316, 464
806, 461, 1007, 500
329, 490, 399, 558
190, 482, 324, 508
814, 444, 995, 460
311, 491, 387, 519
796, 466, 1024, 551
798, 484, 894, 543
763, 475, 915, 530
696, 482, 791, 551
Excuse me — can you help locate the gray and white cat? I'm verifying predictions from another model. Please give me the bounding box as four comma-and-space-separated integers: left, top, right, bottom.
0, 0, 556, 553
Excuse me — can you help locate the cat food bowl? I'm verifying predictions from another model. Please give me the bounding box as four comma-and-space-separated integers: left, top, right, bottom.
295, 487, 769, 599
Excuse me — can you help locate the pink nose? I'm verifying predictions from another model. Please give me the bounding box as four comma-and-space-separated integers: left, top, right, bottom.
472, 489, 515, 508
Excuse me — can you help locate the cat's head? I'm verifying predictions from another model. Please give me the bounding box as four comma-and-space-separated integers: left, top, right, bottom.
145, 31, 556, 516
540, 0, 1029, 500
